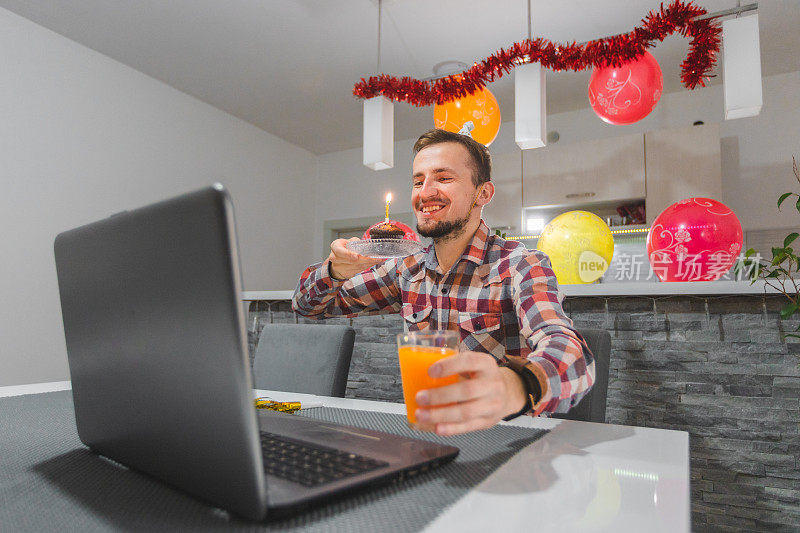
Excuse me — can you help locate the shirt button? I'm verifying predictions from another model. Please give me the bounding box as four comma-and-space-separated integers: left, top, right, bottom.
442, 288, 448, 295
412, 313, 417, 319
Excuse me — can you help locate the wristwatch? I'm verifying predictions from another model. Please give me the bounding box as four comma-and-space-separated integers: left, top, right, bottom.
499, 359, 542, 421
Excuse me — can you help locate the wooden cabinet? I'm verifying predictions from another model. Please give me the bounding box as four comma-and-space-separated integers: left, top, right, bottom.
644, 123, 722, 224
521, 133, 646, 208
501, 124, 722, 231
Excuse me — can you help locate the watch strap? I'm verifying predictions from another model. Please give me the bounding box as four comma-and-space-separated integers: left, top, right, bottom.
499, 359, 542, 420
327, 261, 347, 282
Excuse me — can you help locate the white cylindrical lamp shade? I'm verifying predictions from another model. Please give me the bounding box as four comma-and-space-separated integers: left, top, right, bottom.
515, 62, 546, 150
723, 14, 763, 120
363, 96, 394, 170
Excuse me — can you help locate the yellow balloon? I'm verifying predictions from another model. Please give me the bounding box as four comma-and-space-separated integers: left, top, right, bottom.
537, 211, 614, 285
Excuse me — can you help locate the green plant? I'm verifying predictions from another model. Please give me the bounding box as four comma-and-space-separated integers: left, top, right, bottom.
735, 156, 800, 337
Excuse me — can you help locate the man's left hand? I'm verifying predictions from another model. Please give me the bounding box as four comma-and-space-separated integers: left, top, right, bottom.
414, 351, 528, 436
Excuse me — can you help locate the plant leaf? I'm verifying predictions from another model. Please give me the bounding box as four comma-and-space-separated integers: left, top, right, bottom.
781, 303, 798, 320
745, 248, 756, 258
795, 195, 800, 213
772, 248, 791, 264
778, 192, 793, 208
785, 233, 800, 248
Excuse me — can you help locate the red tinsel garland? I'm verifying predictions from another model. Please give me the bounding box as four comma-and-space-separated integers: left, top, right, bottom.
353, 0, 721, 106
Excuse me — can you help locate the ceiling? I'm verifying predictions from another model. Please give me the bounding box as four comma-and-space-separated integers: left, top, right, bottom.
0, 0, 797, 155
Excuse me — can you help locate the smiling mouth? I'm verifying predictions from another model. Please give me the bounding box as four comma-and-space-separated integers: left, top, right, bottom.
420, 205, 445, 214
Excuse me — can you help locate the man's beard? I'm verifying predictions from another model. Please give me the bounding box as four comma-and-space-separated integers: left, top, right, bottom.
416, 211, 470, 242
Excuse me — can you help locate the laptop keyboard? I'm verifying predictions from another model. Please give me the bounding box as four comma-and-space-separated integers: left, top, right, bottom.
259, 431, 390, 487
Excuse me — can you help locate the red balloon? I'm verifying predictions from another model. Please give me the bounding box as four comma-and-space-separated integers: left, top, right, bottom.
647, 198, 743, 282
363, 220, 420, 241
588, 50, 663, 125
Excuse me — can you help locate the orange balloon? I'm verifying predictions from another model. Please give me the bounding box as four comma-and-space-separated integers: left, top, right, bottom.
433, 86, 501, 146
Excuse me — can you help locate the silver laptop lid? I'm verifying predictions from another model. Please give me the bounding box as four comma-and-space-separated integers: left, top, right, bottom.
54, 184, 267, 520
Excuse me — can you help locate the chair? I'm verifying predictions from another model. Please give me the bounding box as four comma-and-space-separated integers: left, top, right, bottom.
551, 328, 611, 423
252, 323, 355, 397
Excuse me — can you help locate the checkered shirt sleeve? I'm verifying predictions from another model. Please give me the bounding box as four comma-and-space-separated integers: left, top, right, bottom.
513, 251, 595, 416
292, 259, 402, 318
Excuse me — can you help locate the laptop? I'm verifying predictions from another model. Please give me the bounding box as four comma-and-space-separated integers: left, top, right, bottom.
53, 184, 458, 521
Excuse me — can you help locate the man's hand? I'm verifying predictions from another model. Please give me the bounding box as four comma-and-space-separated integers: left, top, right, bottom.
414, 351, 528, 436
327, 238, 383, 280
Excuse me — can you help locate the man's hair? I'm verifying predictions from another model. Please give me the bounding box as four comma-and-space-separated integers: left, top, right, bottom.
412, 129, 492, 187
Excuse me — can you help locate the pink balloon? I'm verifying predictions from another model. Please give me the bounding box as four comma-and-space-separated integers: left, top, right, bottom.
588, 50, 663, 125
647, 198, 743, 282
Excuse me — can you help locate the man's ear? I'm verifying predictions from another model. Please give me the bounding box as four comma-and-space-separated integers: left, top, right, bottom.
476, 181, 495, 206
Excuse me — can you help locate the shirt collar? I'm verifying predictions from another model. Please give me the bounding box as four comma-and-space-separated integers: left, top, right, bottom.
422, 220, 492, 272
461, 220, 492, 265
422, 242, 439, 271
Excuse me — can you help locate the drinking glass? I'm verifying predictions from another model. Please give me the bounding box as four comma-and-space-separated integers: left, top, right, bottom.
396, 330, 460, 430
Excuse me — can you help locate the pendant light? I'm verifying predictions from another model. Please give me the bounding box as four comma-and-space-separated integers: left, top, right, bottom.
723, 12, 762, 120
515, 0, 546, 150
363, 0, 394, 170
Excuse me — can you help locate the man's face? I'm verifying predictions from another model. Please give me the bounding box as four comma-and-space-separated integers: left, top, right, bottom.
411, 142, 480, 241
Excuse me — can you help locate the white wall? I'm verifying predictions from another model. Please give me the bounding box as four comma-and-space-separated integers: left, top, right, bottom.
314, 138, 415, 260
315, 70, 800, 259
0, 8, 317, 386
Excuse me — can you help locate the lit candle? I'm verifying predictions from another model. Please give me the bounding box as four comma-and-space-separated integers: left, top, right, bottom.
385, 192, 392, 222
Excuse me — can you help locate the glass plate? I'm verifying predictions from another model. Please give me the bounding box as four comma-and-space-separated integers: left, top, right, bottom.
346, 239, 424, 258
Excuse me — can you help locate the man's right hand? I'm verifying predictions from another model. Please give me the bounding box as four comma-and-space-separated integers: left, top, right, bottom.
327, 238, 383, 281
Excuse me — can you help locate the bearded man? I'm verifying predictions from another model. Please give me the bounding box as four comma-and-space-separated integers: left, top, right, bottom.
293, 129, 594, 436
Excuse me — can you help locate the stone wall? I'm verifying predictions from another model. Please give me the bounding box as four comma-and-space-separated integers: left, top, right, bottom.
247, 295, 800, 532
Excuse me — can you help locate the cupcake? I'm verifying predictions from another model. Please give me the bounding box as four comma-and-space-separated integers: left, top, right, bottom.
363, 220, 420, 241
368, 221, 405, 239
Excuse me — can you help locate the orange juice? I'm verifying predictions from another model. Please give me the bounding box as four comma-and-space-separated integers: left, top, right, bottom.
398, 345, 458, 426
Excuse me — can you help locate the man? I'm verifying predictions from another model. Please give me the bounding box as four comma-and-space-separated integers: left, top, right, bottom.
293, 129, 594, 436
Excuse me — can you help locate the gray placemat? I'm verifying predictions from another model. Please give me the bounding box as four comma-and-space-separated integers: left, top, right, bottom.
0, 391, 547, 532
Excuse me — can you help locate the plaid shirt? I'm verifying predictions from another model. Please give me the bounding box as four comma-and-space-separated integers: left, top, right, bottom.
293, 221, 594, 416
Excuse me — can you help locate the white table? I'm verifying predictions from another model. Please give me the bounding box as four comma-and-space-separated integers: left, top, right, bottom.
3, 382, 690, 532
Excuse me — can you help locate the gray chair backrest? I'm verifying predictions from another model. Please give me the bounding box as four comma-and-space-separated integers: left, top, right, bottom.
252, 324, 355, 397
551, 328, 611, 423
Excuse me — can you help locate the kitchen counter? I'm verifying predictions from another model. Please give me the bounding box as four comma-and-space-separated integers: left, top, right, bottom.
243, 288, 800, 531
241, 280, 789, 301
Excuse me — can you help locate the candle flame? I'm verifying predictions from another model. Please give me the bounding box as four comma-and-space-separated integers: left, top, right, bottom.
386, 192, 392, 203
